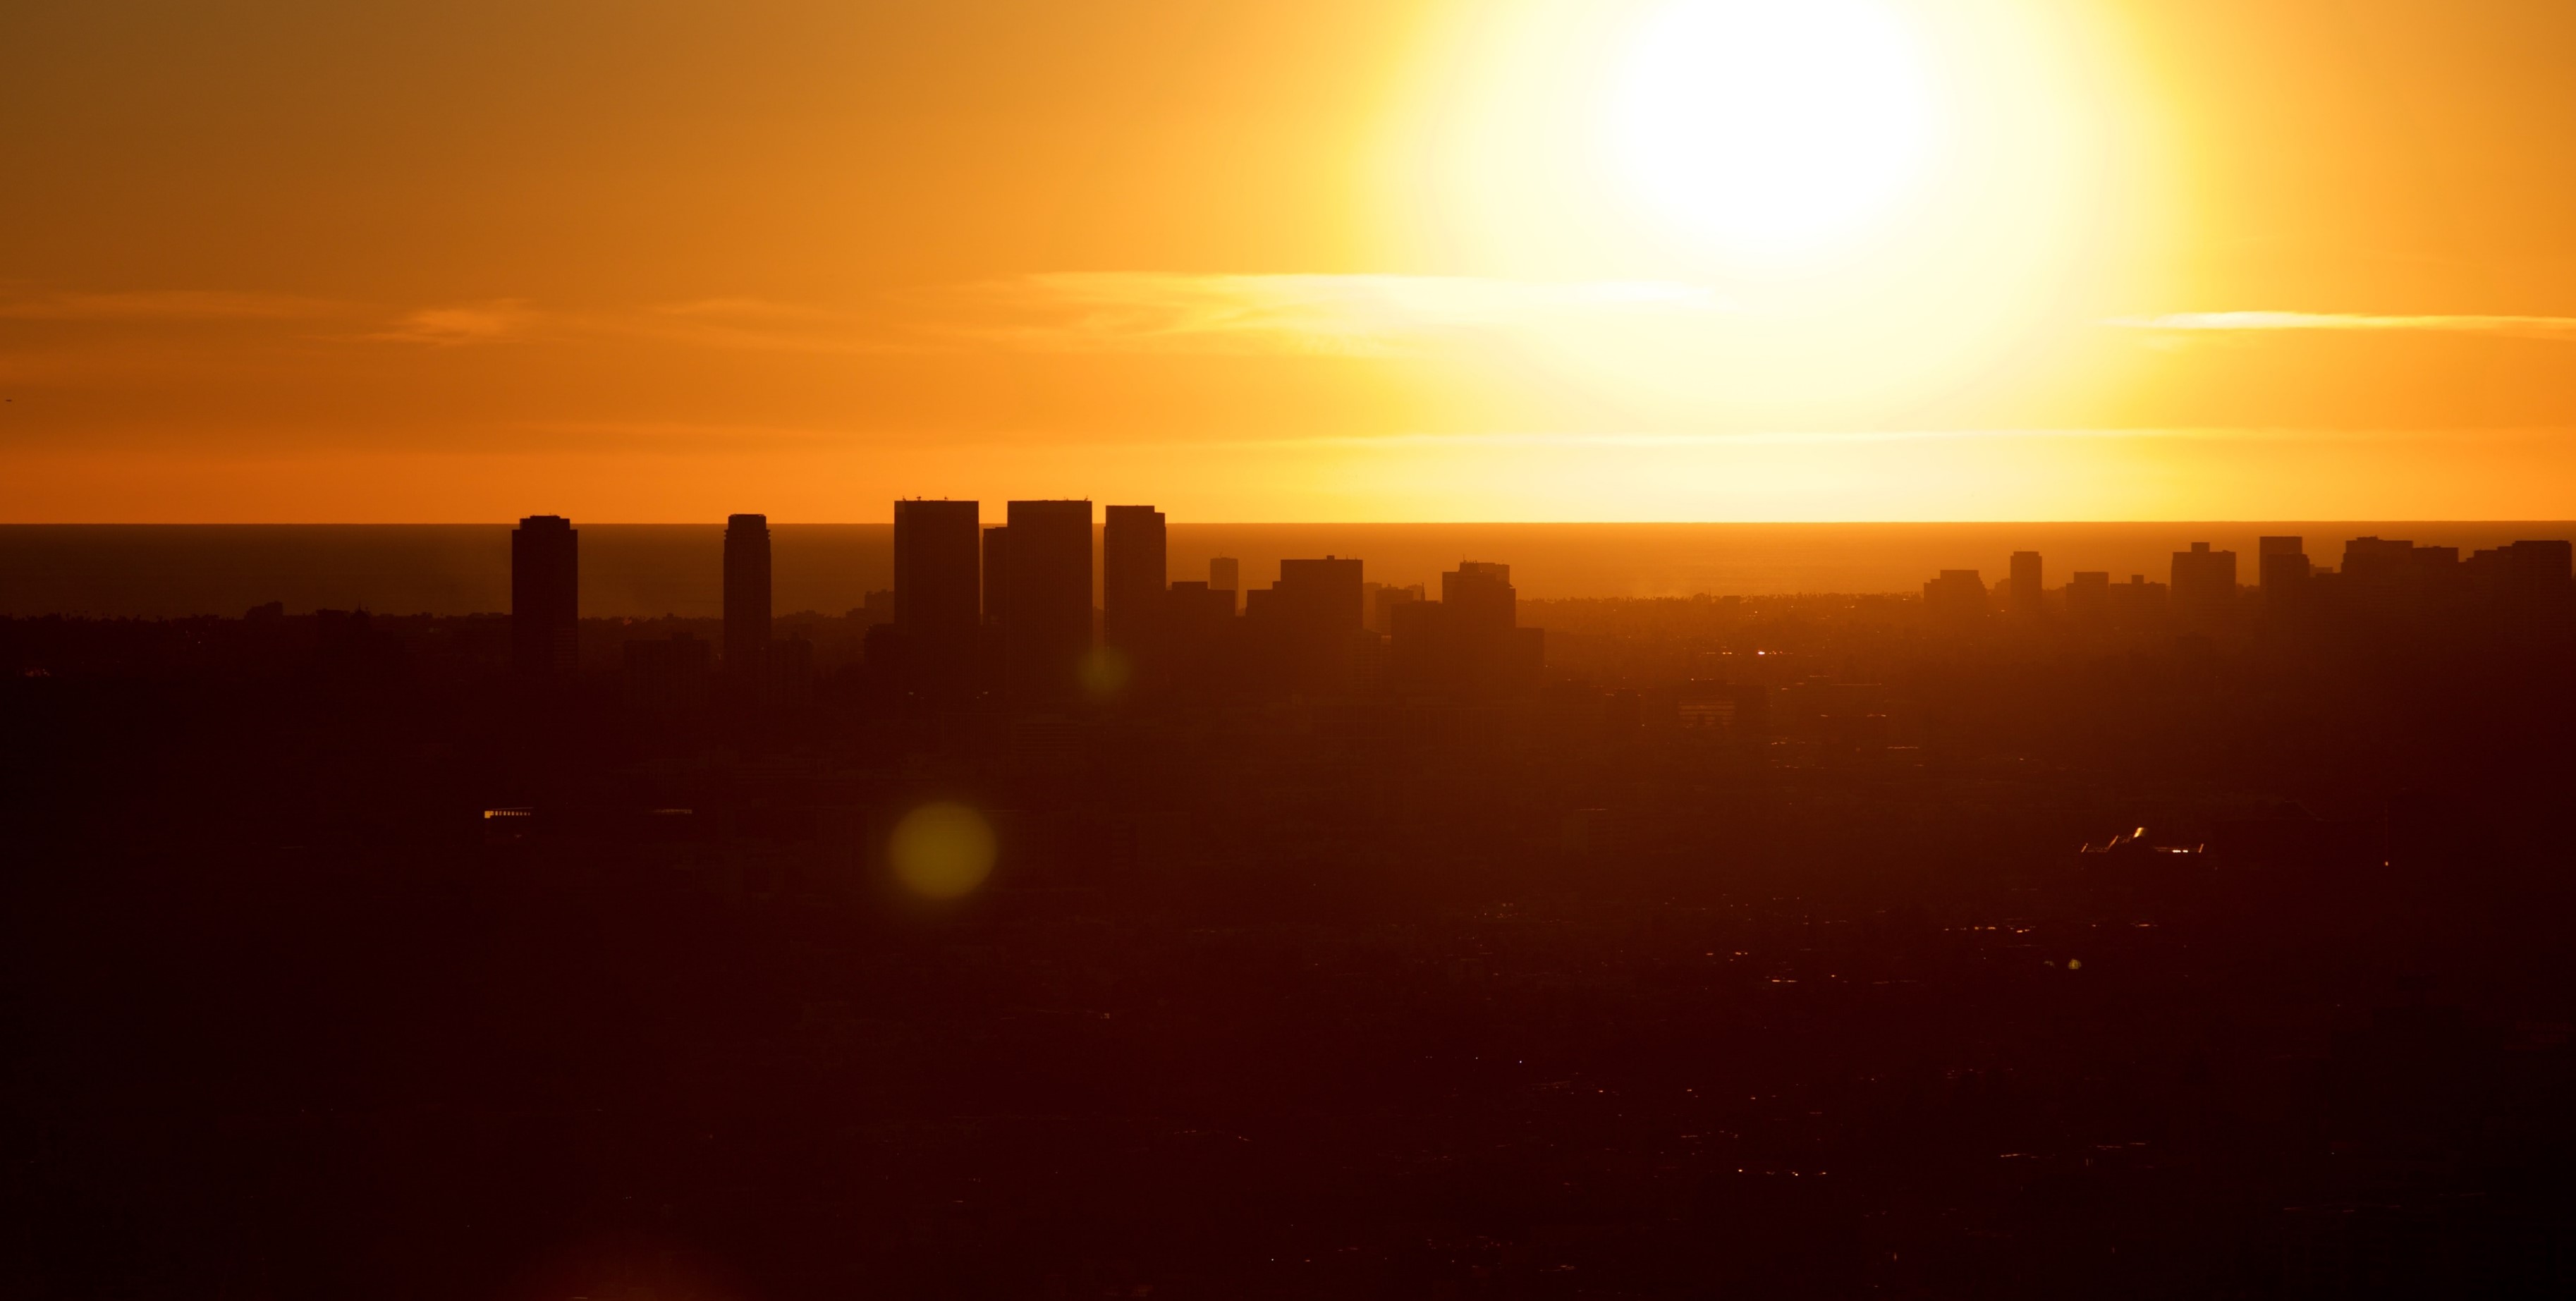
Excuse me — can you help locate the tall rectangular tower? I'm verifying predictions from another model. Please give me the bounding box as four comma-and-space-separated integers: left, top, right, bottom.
2171, 542, 2238, 630
1923, 570, 1986, 625
723, 513, 772, 676
1003, 500, 1093, 704
1276, 556, 1365, 633
2258, 536, 2309, 609
893, 499, 982, 676
511, 515, 579, 677
1102, 504, 1167, 662
2008, 551, 2043, 616
1441, 561, 1515, 635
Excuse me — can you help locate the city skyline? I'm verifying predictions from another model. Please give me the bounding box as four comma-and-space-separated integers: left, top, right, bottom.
13, 5, 2576, 1295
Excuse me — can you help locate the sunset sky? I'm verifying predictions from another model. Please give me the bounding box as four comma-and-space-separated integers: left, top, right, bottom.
6, 0, 2575, 521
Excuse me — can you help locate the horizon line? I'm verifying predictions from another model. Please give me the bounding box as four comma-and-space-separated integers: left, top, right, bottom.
4, 518, 2575, 529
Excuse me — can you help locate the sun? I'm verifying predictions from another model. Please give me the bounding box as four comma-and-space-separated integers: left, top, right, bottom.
1375, 0, 2163, 427
1605, 0, 1939, 258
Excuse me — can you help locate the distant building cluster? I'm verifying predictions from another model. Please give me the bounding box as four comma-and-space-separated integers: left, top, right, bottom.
1921, 533, 2574, 637
511, 503, 1543, 709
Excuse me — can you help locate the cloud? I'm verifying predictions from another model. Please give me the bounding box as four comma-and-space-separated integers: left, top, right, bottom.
624, 298, 912, 355
7, 277, 1733, 361
0, 291, 344, 322
2108, 311, 2576, 341
368, 299, 539, 346
947, 273, 1731, 355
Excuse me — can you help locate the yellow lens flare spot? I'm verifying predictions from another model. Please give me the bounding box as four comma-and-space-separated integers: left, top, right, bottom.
888, 802, 996, 900
1079, 645, 1132, 700
1606, 0, 1937, 257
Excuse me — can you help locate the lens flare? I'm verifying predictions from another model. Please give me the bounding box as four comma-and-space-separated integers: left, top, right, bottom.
889, 802, 996, 900
1080, 646, 1133, 699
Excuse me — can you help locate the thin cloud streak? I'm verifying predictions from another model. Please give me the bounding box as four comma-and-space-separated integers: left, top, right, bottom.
2109, 311, 2576, 340
623, 299, 918, 355
366, 300, 540, 346
947, 274, 1732, 355
11, 276, 1735, 361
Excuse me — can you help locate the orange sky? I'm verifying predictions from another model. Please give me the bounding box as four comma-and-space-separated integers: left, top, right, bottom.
5, 0, 2576, 522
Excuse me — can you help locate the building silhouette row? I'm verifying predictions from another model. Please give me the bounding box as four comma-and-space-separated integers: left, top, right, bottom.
1922, 533, 2574, 635
511, 505, 1542, 707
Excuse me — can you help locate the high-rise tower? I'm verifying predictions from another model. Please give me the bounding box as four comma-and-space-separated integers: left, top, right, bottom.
1102, 504, 1167, 665
511, 515, 579, 678
1003, 500, 1092, 704
894, 499, 982, 686
723, 513, 772, 676
2171, 542, 2238, 630
2008, 551, 2044, 617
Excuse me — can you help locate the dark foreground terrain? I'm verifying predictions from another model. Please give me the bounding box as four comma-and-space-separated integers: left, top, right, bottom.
6, 590, 2575, 1299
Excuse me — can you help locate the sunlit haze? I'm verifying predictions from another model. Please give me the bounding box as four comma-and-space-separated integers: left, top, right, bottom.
6, 1, 2575, 520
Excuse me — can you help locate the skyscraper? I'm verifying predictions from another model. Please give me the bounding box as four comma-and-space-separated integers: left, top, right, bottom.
1443, 561, 1515, 635
2171, 542, 2238, 629
2008, 551, 2043, 616
1250, 556, 1365, 693
2258, 536, 2310, 611
1102, 505, 1167, 664
511, 515, 579, 677
2066, 571, 2112, 624
723, 513, 771, 676
1922, 570, 1986, 625
894, 499, 982, 685
1394, 561, 1541, 694
1161, 580, 1237, 695
1371, 582, 1424, 634
1003, 499, 1092, 704
1276, 556, 1365, 633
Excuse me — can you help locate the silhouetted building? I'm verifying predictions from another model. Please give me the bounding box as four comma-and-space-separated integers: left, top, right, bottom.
1003, 500, 1092, 704
1372, 582, 1424, 634
1922, 570, 1986, 625
1276, 557, 1365, 630
2110, 574, 2169, 625
1245, 556, 1365, 693
2066, 571, 2111, 624
1392, 561, 1542, 695
2341, 536, 2422, 585
1443, 561, 1515, 635
2008, 551, 2043, 617
2171, 542, 2236, 629
2333, 535, 2479, 619
1162, 580, 1238, 695
724, 513, 771, 676
856, 590, 895, 626
511, 515, 578, 677
1102, 505, 1167, 666
2467, 539, 2574, 607
2259, 535, 2309, 611
894, 499, 982, 690
2504, 538, 2569, 582
1209, 557, 1240, 613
